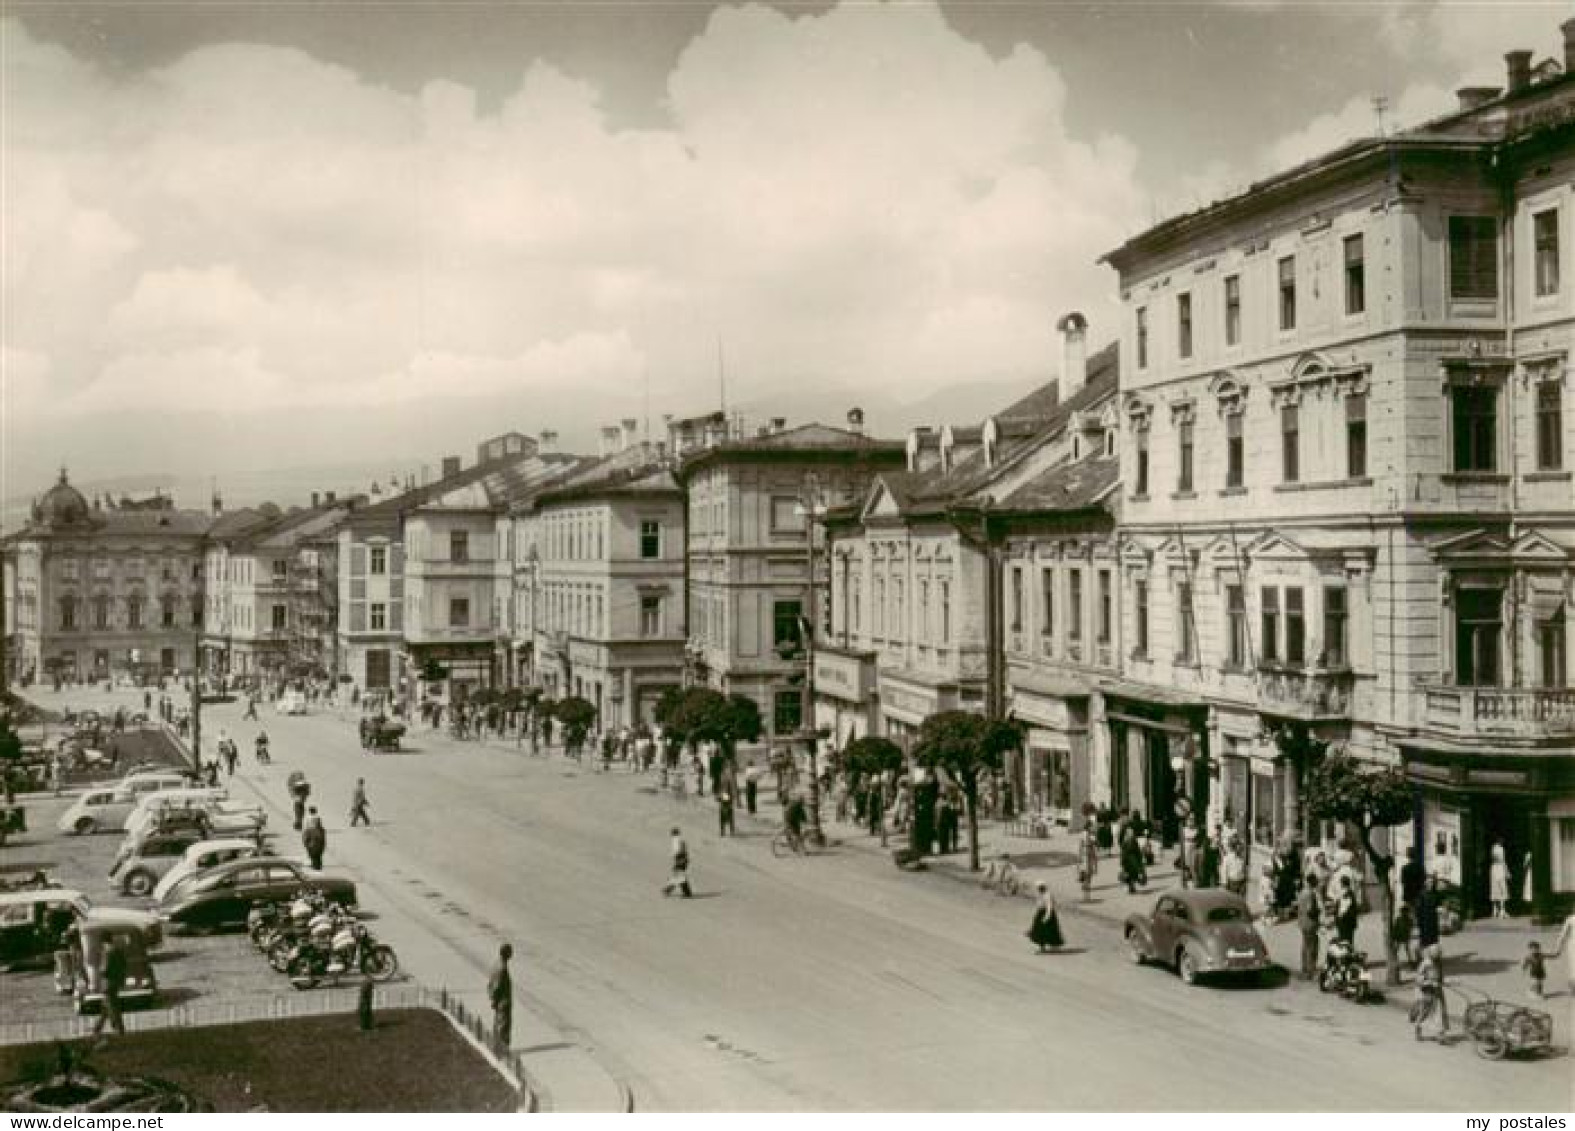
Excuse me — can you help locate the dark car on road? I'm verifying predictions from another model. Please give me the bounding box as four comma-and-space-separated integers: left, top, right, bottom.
1123, 889, 1272, 985
157, 857, 357, 931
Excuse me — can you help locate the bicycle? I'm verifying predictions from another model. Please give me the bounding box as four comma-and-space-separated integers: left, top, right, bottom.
980, 854, 1021, 896
771, 827, 808, 858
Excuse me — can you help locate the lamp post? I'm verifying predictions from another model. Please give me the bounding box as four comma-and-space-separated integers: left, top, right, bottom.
796, 472, 828, 847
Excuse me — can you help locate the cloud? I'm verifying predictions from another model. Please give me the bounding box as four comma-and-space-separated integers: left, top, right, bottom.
1378, 1, 1568, 86
3, 1, 1145, 488
1263, 83, 1456, 173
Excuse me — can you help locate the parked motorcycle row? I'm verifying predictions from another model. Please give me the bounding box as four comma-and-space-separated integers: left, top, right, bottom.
246, 889, 399, 990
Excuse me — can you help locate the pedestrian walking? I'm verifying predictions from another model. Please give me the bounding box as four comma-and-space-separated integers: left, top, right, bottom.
254, 731, 271, 765
1078, 826, 1098, 900
1410, 945, 1450, 1041
289, 775, 311, 831
1222, 836, 1247, 896
244, 696, 258, 721
1333, 874, 1360, 946
302, 808, 327, 870
1549, 910, 1575, 996
1119, 825, 1147, 894
744, 765, 759, 815
488, 943, 514, 1051
1399, 845, 1425, 911
717, 789, 735, 837
349, 778, 371, 827
1522, 941, 1547, 998
90, 936, 128, 1045
662, 827, 692, 898
1391, 900, 1418, 968
1296, 875, 1322, 979
1521, 849, 1534, 912
1026, 881, 1065, 952
1488, 842, 1510, 918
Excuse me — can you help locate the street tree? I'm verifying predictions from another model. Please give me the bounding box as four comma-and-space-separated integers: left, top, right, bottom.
912, 711, 1022, 871
841, 736, 904, 781
553, 696, 597, 756
1302, 750, 1414, 986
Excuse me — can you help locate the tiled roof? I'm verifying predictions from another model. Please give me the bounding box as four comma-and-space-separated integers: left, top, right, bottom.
698, 422, 900, 456
533, 443, 679, 506
994, 454, 1119, 513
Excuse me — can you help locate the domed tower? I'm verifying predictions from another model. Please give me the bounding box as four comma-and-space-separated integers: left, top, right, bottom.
34, 467, 95, 530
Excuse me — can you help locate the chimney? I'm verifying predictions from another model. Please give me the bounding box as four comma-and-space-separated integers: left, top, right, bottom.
1056, 311, 1089, 397
1456, 86, 1501, 112
325, 491, 336, 504
211, 489, 223, 515
770, 416, 787, 433
847, 407, 865, 435
539, 429, 558, 454
599, 425, 621, 457
1506, 49, 1533, 93
310, 491, 320, 508
620, 417, 638, 451
441, 455, 461, 478
1564, 18, 1575, 73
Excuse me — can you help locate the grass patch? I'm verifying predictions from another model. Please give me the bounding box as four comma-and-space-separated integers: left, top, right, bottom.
0, 1008, 517, 1112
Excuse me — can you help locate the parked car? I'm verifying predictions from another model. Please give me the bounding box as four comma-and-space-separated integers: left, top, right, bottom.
152, 838, 271, 903
120, 787, 230, 831
1123, 889, 1272, 985
109, 828, 209, 897
126, 797, 264, 841
0, 889, 163, 970
72, 920, 158, 1014
158, 858, 357, 931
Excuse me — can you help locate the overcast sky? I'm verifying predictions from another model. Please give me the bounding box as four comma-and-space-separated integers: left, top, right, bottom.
4, 0, 1572, 504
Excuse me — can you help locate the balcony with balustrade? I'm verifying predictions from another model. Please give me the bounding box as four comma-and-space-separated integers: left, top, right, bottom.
1421, 684, 1575, 738
1254, 666, 1357, 722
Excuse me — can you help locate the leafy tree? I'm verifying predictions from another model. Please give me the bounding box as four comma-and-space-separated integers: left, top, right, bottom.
913, 711, 1022, 871
1302, 750, 1414, 986
553, 696, 597, 755
841, 736, 904, 781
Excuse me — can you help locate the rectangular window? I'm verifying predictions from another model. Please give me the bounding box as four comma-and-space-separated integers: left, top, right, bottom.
1040, 567, 1055, 636
1011, 568, 1023, 632
1225, 414, 1244, 488
1068, 569, 1083, 642
1278, 255, 1297, 330
1177, 420, 1194, 493
191, 596, 203, 628
370, 602, 386, 631
449, 597, 470, 628
939, 580, 951, 644
449, 531, 469, 563
874, 578, 884, 635
94, 597, 110, 630
1534, 209, 1561, 297
272, 559, 288, 584
773, 690, 803, 735
1452, 385, 1498, 472
1097, 570, 1112, 644
1261, 586, 1281, 663
1226, 584, 1247, 668
1536, 382, 1563, 471
640, 520, 661, 559
367, 545, 386, 575
773, 599, 803, 650
126, 597, 142, 630
1177, 293, 1193, 359
1135, 306, 1149, 369
161, 597, 175, 629
1343, 234, 1365, 315
1448, 215, 1499, 300
270, 604, 286, 631
1286, 587, 1305, 666
918, 580, 929, 643
1281, 404, 1300, 483
1455, 587, 1503, 686
1135, 430, 1150, 496
641, 595, 662, 637
1323, 587, 1348, 668
853, 577, 863, 633
1177, 581, 1195, 662
1224, 275, 1241, 346
62, 558, 79, 581
1346, 394, 1368, 479
1134, 580, 1149, 655
894, 580, 905, 636
1537, 605, 1567, 689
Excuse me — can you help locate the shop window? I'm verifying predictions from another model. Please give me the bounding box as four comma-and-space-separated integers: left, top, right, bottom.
1455, 586, 1503, 687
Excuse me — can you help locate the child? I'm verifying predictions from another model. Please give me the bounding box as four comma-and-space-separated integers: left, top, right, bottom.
1410, 945, 1449, 1041
1391, 901, 1418, 968
1522, 940, 1547, 999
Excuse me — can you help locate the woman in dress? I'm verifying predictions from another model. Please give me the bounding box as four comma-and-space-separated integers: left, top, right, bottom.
1549, 911, 1575, 996
1028, 881, 1064, 952
1487, 842, 1510, 919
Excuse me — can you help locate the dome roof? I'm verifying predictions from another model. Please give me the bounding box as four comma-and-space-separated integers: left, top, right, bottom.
34, 467, 92, 529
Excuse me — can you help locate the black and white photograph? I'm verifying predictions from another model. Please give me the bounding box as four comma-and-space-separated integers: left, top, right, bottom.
0, 0, 1572, 1114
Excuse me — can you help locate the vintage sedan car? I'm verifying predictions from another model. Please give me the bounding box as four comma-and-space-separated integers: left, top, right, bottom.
0, 889, 163, 970
72, 921, 158, 1014
158, 858, 356, 931
109, 828, 209, 897
1123, 889, 1272, 985
152, 838, 270, 903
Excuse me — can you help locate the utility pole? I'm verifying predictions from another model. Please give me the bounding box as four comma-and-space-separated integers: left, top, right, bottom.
800, 472, 826, 847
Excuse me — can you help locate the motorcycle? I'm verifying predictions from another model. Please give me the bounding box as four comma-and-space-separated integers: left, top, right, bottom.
287, 920, 398, 988
1318, 938, 1377, 1002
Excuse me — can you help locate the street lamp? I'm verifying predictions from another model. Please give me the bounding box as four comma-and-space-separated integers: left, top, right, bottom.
794, 472, 830, 847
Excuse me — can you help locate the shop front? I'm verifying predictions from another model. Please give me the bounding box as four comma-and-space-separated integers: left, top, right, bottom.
1007, 667, 1091, 829
876, 670, 976, 751
1097, 682, 1209, 847
813, 645, 879, 749
1399, 742, 1575, 923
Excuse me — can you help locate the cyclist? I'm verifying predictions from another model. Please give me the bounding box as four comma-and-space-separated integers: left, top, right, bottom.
254, 731, 271, 765
784, 794, 808, 852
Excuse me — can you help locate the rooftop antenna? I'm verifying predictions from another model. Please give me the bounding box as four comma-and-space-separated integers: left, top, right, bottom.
717, 336, 727, 417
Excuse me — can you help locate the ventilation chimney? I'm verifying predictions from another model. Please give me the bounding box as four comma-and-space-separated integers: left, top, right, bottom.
1456, 86, 1501, 112
311, 491, 320, 508
441, 455, 461, 478
1056, 311, 1089, 397
1564, 18, 1575, 73
619, 417, 639, 451
847, 407, 865, 435
770, 416, 787, 433
539, 429, 558, 454
1506, 49, 1533, 93
325, 491, 336, 504
211, 489, 223, 515
599, 426, 621, 457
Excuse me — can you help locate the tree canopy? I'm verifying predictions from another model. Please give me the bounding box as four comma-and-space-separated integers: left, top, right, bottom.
654, 688, 761, 758
551, 696, 595, 751
841, 736, 904, 780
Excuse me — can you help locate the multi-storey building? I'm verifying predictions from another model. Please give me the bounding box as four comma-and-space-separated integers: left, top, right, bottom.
678, 416, 904, 740
526, 439, 685, 726
819, 320, 1120, 816
1101, 27, 1575, 917
7, 471, 215, 684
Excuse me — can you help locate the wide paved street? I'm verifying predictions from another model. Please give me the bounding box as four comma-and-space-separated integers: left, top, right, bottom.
30, 688, 1573, 1111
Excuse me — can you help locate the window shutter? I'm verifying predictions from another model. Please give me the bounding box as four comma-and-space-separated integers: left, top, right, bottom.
350, 545, 367, 575
390, 599, 404, 632
391, 545, 405, 575
350, 603, 366, 632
